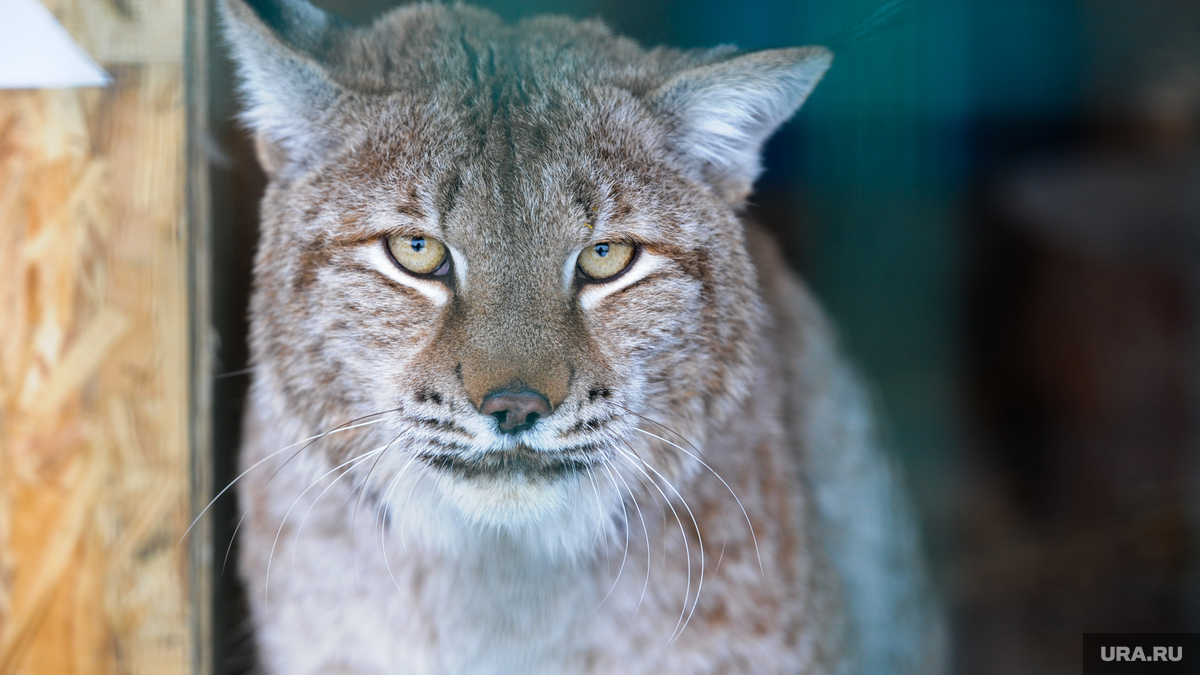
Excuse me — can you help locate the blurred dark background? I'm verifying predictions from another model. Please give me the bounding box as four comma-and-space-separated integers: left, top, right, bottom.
206, 0, 1200, 672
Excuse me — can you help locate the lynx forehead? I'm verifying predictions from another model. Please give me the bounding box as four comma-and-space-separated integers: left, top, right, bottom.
226, 0, 943, 673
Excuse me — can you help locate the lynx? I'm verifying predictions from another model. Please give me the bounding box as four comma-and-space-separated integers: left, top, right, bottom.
221, 0, 944, 673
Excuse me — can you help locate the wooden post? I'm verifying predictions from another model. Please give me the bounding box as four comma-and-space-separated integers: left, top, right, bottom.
0, 0, 208, 672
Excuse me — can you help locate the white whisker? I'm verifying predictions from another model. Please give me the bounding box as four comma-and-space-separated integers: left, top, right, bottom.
222, 509, 250, 576
292, 447, 390, 573
265, 444, 389, 604
217, 418, 393, 575
350, 432, 405, 600
585, 468, 610, 569
183, 416, 389, 543
588, 462, 631, 618
400, 462, 432, 552
607, 458, 652, 617
619, 444, 707, 643
614, 446, 693, 645
634, 426, 763, 577
379, 454, 421, 605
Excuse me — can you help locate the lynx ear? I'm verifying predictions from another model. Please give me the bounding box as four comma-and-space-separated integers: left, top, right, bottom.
652, 47, 832, 200
220, 0, 345, 176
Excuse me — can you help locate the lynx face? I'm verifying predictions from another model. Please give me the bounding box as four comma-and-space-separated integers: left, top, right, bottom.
228, 1, 829, 556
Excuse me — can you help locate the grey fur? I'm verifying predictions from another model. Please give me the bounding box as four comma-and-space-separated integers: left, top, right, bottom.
222, 1, 945, 673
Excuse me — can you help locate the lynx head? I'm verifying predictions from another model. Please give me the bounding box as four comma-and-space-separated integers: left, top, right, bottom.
225, 0, 829, 556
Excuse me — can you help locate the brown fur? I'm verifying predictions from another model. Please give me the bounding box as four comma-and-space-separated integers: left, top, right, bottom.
223, 2, 944, 673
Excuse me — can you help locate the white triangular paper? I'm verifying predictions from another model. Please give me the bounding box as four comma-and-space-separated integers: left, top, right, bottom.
0, 0, 109, 89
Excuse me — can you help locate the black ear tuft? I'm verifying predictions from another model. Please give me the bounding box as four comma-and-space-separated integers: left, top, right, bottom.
234, 0, 343, 54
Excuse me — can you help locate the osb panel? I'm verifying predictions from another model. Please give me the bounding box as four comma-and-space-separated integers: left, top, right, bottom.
0, 64, 191, 674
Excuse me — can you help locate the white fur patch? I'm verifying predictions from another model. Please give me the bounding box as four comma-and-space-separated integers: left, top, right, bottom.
448, 242, 469, 291
427, 468, 617, 557
561, 248, 582, 292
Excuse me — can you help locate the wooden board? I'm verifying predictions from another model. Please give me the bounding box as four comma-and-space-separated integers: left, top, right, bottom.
0, 0, 205, 672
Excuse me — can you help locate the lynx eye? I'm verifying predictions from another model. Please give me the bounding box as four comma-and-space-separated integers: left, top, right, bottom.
386, 233, 449, 276
577, 242, 635, 281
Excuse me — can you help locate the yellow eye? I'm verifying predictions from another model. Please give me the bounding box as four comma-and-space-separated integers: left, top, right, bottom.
577, 242, 635, 280
386, 233, 448, 276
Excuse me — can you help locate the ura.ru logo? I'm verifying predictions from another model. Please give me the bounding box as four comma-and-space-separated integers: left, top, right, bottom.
1100, 646, 1183, 662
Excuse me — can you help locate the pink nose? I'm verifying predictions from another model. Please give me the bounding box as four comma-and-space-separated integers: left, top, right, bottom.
480, 388, 553, 434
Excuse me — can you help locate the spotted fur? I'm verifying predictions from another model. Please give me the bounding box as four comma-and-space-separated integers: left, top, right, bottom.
224, 1, 945, 673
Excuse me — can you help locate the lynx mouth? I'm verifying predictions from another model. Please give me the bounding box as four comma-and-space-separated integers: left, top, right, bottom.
418, 445, 599, 480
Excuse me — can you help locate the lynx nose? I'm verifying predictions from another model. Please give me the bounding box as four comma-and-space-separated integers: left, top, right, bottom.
480, 388, 553, 434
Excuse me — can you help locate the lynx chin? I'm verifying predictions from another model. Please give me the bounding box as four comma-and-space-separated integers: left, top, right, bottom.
221, 0, 946, 672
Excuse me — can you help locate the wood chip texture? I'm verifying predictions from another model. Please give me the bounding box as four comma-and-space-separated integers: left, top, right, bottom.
0, 0, 193, 672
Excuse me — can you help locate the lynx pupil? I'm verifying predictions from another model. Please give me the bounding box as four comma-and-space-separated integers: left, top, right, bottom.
412, 238, 426, 253
595, 243, 609, 257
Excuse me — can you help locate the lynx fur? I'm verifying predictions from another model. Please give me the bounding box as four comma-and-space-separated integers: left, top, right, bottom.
223, 1, 945, 673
